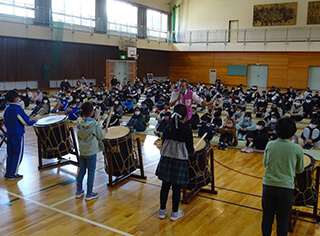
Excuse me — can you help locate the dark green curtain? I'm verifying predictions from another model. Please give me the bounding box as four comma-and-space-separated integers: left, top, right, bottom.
41, 22, 64, 81
172, 5, 177, 43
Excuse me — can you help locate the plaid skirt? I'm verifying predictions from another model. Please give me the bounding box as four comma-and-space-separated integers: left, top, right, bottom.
155, 156, 189, 185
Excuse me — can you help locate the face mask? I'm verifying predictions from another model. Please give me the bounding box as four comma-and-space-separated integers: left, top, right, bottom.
192, 112, 196, 115
306, 100, 311, 103
270, 118, 276, 123
22, 94, 26, 97
43, 100, 48, 104
295, 102, 301, 106
97, 92, 101, 95
256, 125, 262, 130
244, 117, 250, 121
179, 88, 186, 94
242, 99, 246, 101
141, 106, 146, 109
81, 95, 85, 98
310, 124, 317, 129
16, 98, 21, 103
235, 100, 239, 103
235, 111, 240, 114
135, 111, 140, 116
114, 101, 119, 105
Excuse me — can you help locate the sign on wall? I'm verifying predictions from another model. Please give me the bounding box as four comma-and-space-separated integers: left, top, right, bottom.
253, 2, 297, 27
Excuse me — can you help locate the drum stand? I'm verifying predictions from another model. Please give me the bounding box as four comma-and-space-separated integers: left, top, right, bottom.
182, 147, 218, 204
289, 166, 320, 232
37, 127, 79, 170
106, 137, 147, 187
0, 120, 7, 148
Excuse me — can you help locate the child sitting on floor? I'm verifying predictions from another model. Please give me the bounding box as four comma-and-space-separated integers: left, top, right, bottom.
241, 121, 269, 153
301, 118, 320, 149
236, 112, 256, 140
198, 114, 214, 142
217, 119, 238, 150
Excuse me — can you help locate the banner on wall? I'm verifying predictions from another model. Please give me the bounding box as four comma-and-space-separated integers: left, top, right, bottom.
209, 69, 217, 84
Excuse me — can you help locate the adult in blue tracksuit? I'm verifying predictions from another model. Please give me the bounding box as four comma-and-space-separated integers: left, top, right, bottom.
4, 90, 37, 180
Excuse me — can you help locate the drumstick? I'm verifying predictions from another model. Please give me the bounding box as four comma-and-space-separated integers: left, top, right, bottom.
194, 132, 207, 150
97, 107, 101, 121
105, 107, 114, 129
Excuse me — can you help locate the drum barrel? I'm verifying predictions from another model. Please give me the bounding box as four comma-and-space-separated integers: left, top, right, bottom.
103, 128, 137, 177
34, 117, 72, 159
188, 140, 212, 189
293, 154, 317, 206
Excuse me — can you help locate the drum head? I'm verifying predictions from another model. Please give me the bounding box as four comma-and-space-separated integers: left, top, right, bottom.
105, 126, 130, 140
193, 137, 206, 152
35, 115, 68, 127
304, 154, 311, 168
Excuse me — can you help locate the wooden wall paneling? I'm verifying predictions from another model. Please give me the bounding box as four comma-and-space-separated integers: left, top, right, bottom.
288, 52, 320, 89
169, 51, 320, 89
258, 53, 288, 89
137, 49, 169, 79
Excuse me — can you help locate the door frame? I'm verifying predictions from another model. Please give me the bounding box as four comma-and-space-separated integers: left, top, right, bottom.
246, 64, 269, 88
228, 20, 239, 43
307, 66, 320, 90
106, 59, 137, 89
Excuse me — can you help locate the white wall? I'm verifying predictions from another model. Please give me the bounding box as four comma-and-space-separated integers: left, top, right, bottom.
126, 0, 172, 13
0, 21, 174, 52
172, 0, 313, 31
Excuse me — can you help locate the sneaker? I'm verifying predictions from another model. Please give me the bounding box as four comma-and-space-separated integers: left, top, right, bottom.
245, 147, 253, 153
158, 209, 167, 219
5, 174, 23, 180
223, 143, 228, 150
170, 210, 184, 221
241, 147, 248, 152
75, 190, 85, 198
51, 109, 56, 113
85, 192, 99, 201
218, 144, 224, 150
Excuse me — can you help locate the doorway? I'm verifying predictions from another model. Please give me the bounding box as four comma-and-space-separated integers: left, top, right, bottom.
228, 20, 238, 43
106, 60, 137, 87
247, 65, 268, 88
308, 66, 320, 90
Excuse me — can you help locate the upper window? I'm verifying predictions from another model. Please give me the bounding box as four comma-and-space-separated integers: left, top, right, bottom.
0, 0, 35, 18
147, 9, 168, 39
52, 0, 95, 27
107, 0, 138, 34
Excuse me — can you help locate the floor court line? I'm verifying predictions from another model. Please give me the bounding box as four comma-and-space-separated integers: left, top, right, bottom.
3, 188, 134, 236
50, 182, 107, 207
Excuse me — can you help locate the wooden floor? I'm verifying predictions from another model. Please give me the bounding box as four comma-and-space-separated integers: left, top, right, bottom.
1, 125, 320, 236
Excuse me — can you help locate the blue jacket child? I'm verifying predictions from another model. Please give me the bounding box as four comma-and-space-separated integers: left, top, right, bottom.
4, 90, 37, 180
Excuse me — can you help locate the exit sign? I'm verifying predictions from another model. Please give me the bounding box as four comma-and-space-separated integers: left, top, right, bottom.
120, 55, 126, 59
